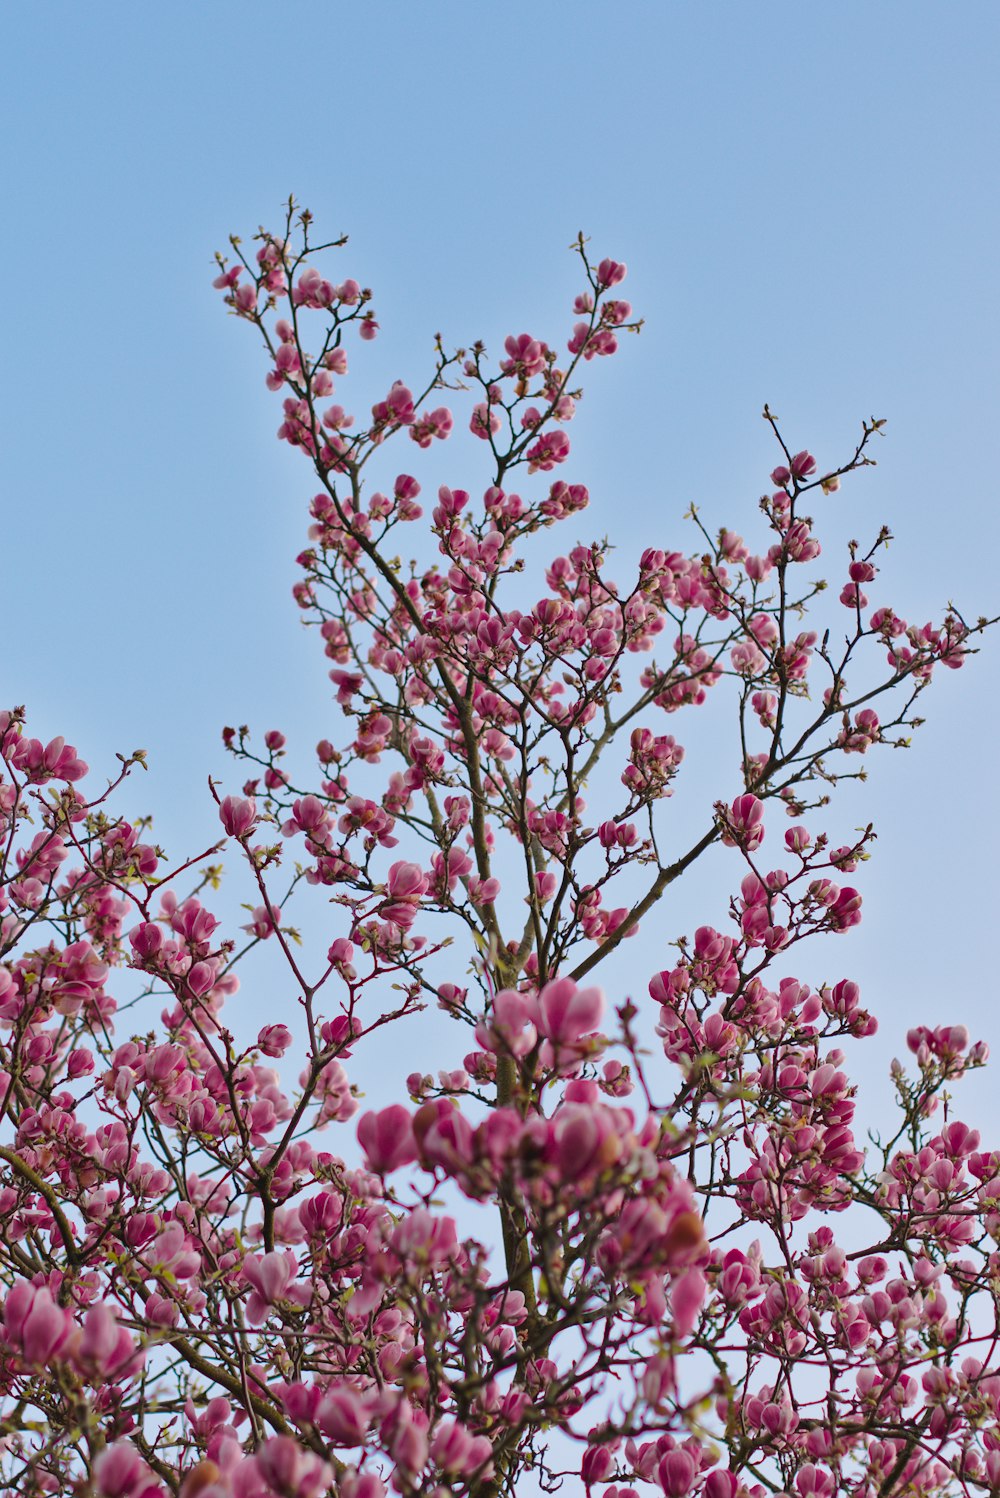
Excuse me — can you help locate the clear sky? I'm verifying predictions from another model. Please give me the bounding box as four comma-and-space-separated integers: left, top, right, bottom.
2, 3, 997, 1130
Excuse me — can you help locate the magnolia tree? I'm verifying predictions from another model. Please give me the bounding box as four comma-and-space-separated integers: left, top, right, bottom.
0, 203, 996, 1498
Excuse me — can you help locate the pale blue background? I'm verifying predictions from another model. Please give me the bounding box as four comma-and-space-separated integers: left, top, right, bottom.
1, 3, 997, 1133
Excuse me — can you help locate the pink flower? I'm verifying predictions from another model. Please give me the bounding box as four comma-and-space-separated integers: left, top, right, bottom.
659, 1448, 698, 1498
377, 859, 427, 928
720, 793, 765, 851
526, 429, 570, 472
372, 381, 415, 428
282, 794, 330, 839
409, 406, 453, 447
78, 1302, 142, 1380
600, 1189, 704, 1276
258, 1023, 292, 1057
243, 903, 281, 939
501, 332, 548, 378
430, 1418, 494, 1479
316, 1386, 373, 1445
550, 1103, 622, 1181
8, 733, 89, 782
470, 402, 501, 439
129, 921, 163, 962
340, 1475, 387, 1498
413, 1099, 475, 1174
534, 976, 605, 1044
386, 861, 427, 901
829, 885, 862, 931
468, 874, 500, 904
475, 989, 538, 1060
389, 1207, 458, 1267
387, 1409, 429, 1479
3, 1281, 71, 1365
94, 1443, 162, 1498
357, 1104, 419, 1173
219, 795, 257, 838
243, 1250, 299, 1325
671, 1266, 707, 1337
255, 1437, 333, 1498
596, 257, 627, 287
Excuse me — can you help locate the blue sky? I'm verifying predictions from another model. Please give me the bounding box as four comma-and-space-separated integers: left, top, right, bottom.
2, 3, 997, 1128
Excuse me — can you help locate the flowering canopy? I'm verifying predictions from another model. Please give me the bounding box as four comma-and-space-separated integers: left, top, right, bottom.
0, 201, 996, 1498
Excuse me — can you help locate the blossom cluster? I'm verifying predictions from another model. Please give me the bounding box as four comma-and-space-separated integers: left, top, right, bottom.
0, 206, 993, 1498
